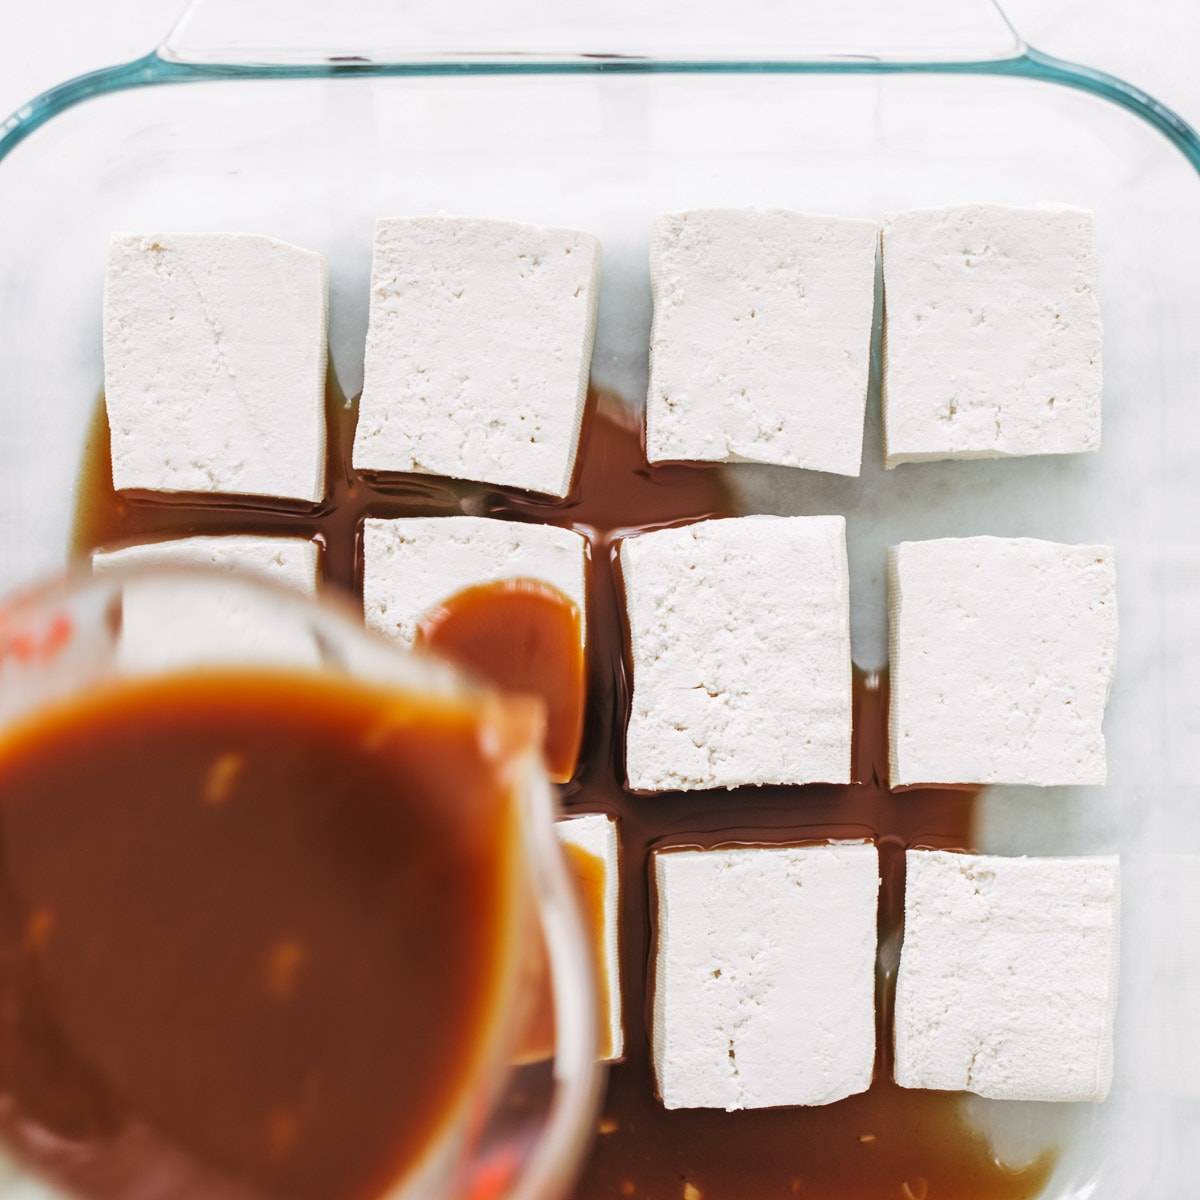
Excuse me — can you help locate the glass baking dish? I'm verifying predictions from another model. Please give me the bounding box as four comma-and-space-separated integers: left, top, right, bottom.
1, 1, 1198, 1196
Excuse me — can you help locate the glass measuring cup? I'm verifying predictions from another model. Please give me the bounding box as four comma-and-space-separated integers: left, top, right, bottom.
0, 563, 604, 1200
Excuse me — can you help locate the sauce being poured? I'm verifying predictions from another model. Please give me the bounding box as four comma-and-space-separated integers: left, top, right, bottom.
562, 842, 612, 1060
417, 578, 586, 783
516, 841, 613, 1065
70, 383, 1057, 1199
0, 671, 525, 1200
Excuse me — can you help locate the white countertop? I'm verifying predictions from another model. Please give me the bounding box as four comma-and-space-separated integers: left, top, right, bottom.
3, 0, 1198, 124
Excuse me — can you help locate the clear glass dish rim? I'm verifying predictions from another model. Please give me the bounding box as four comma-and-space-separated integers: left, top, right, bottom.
1, 44, 1198, 180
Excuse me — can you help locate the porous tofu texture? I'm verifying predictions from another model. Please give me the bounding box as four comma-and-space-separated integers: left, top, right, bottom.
881, 204, 1102, 466
895, 850, 1120, 1102
653, 842, 879, 1110
362, 516, 587, 647
104, 233, 328, 501
92, 535, 318, 591
92, 535, 319, 669
647, 208, 877, 475
353, 217, 600, 497
556, 813, 623, 1061
621, 515, 852, 791
888, 536, 1117, 786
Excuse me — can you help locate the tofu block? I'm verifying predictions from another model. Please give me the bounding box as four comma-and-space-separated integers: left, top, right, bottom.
888, 537, 1117, 786
362, 516, 587, 647
353, 217, 600, 497
653, 842, 879, 1110
895, 850, 1120, 1102
881, 204, 1102, 466
104, 233, 328, 501
647, 208, 877, 476
556, 813, 623, 1060
92, 535, 319, 669
621, 515, 851, 791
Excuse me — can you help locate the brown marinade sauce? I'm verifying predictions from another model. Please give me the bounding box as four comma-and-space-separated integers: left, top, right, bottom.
69, 383, 1055, 1199
417, 578, 586, 785
0, 672, 522, 1200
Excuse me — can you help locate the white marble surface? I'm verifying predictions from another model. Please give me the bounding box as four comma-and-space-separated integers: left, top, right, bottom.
2, 0, 1198, 122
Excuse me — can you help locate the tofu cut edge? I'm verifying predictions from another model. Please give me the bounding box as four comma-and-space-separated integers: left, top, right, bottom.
104, 232, 329, 503
353, 216, 600, 498
887, 535, 1117, 787
894, 849, 1120, 1102
556, 812, 623, 1061
646, 207, 877, 476
879, 203, 1102, 468
621, 514, 853, 792
652, 840, 879, 1110
361, 515, 587, 648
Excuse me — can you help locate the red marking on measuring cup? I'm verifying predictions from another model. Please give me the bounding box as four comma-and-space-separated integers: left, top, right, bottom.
466, 1145, 522, 1200
0, 611, 74, 667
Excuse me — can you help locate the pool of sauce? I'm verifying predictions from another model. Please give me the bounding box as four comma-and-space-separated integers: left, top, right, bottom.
0, 672, 524, 1200
71, 382, 1056, 1199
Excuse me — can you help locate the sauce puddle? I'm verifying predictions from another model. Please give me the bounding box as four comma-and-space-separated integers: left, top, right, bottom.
71, 383, 1056, 1199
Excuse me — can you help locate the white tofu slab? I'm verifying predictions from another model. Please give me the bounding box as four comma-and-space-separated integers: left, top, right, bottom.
888, 536, 1117, 786
92, 535, 319, 670
353, 217, 600, 497
653, 841, 879, 1110
881, 203, 1102, 466
362, 516, 587, 647
556, 813, 623, 1061
621, 515, 851, 791
104, 233, 328, 501
895, 849, 1120, 1102
647, 208, 877, 476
